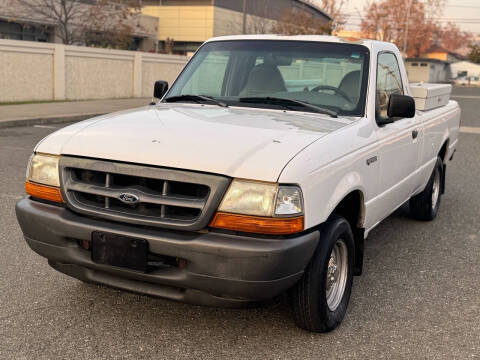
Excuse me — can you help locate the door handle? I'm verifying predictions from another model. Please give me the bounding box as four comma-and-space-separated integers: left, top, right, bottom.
412, 129, 419, 139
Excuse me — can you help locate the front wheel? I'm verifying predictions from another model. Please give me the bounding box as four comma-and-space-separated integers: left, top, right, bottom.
291, 215, 354, 332
410, 157, 443, 221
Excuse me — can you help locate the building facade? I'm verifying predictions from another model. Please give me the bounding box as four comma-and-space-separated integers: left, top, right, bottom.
0, 0, 158, 51
0, 17, 54, 42
425, 45, 463, 64
141, 0, 332, 54
450, 61, 480, 78
405, 58, 452, 83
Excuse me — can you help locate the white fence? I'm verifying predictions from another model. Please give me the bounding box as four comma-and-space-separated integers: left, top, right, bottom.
0, 39, 189, 103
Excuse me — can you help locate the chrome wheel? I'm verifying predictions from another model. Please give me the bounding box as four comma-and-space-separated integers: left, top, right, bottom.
431, 167, 441, 209
325, 239, 348, 311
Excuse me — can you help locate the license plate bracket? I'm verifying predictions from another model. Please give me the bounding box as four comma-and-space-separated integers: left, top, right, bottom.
91, 231, 148, 272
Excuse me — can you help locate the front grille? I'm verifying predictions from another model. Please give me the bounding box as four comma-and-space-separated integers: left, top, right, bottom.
59, 157, 230, 231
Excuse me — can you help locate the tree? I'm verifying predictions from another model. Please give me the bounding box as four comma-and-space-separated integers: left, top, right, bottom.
225, 0, 341, 36
82, 0, 142, 49
318, 0, 346, 31
245, 0, 276, 34
468, 45, 480, 64
297, 0, 346, 32
435, 22, 472, 53
11, 0, 141, 48
360, 0, 445, 57
271, 8, 332, 35
12, 0, 86, 44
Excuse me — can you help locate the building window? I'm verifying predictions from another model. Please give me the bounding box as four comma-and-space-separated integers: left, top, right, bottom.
0, 20, 51, 42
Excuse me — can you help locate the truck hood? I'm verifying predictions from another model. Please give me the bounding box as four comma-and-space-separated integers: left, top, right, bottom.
36, 104, 351, 182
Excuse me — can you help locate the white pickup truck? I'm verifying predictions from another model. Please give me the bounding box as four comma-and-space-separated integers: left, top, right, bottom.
16, 35, 460, 332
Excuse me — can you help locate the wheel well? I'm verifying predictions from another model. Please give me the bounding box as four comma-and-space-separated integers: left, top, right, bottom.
332, 191, 364, 230
331, 191, 365, 276
438, 139, 449, 193
439, 140, 449, 163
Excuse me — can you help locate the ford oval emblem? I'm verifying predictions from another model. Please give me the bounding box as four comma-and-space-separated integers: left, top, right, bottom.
119, 193, 139, 204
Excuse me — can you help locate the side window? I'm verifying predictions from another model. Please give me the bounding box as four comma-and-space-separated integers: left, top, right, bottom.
376, 53, 403, 122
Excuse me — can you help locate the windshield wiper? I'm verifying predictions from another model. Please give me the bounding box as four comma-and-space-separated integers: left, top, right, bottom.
164, 94, 228, 108
239, 96, 338, 118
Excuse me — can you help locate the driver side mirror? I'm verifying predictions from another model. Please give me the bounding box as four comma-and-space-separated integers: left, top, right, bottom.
387, 94, 415, 119
153, 80, 169, 99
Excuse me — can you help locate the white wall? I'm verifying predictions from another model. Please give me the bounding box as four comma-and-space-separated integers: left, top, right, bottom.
406, 61, 451, 83
0, 40, 55, 102
451, 61, 480, 78
0, 39, 188, 103
406, 62, 432, 83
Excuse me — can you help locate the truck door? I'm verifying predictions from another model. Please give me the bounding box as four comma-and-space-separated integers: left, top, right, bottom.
374, 52, 421, 215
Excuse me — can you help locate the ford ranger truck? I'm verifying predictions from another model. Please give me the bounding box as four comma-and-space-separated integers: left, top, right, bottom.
16, 35, 460, 332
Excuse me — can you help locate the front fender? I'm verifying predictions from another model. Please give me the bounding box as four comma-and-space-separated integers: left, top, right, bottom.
324, 172, 366, 227
277, 117, 378, 231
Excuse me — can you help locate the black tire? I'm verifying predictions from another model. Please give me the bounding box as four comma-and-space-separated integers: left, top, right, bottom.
291, 214, 355, 332
410, 157, 443, 221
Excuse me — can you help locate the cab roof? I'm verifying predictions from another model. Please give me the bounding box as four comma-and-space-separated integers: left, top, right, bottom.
205, 35, 400, 54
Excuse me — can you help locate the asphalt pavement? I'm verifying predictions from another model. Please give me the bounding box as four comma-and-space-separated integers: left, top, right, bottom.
0, 88, 479, 359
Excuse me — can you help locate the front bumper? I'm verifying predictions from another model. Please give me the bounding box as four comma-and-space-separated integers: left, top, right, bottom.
16, 198, 319, 307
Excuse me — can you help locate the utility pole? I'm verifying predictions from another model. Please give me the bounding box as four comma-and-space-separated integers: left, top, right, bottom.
242, 0, 247, 34
403, 0, 413, 57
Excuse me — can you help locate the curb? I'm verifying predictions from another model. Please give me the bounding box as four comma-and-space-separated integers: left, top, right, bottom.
0, 112, 106, 129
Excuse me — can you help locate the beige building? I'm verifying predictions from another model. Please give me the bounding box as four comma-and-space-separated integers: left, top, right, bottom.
333, 29, 363, 40
141, 0, 332, 54
425, 45, 463, 64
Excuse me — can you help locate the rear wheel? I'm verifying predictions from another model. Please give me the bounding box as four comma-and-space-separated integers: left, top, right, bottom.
291, 215, 354, 332
410, 157, 443, 221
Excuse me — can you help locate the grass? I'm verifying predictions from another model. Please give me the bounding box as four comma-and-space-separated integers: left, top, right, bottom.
0, 99, 73, 106
0, 97, 146, 106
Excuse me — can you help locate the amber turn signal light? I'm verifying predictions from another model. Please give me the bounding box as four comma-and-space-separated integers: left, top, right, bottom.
209, 212, 304, 235
26, 181, 64, 203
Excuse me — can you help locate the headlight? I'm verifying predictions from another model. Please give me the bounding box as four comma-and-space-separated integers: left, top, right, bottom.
211, 179, 304, 235
218, 179, 303, 217
218, 180, 278, 216
27, 153, 60, 187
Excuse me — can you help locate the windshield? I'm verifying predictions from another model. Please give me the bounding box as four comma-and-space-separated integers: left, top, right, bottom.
166, 40, 370, 116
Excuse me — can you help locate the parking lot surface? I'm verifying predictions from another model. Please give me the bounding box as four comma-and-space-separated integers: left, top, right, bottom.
1, 88, 479, 359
